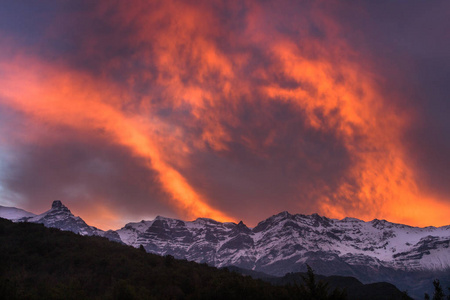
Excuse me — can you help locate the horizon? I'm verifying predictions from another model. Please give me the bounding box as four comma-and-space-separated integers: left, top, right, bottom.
1, 1, 449, 230
2, 200, 448, 231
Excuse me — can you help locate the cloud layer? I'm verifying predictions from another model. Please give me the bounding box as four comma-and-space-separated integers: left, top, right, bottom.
0, 1, 449, 229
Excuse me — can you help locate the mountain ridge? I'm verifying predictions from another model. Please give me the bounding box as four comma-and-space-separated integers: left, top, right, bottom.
1, 200, 449, 299
0, 217, 413, 300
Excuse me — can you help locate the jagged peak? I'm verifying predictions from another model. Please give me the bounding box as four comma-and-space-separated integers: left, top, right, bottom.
278, 211, 292, 217
371, 218, 387, 223
152, 216, 187, 228
273, 211, 327, 220
50, 200, 71, 214
154, 215, 186, 223
267, 211, 293, 221
51, 200, 64, 209
193, 217, 221, 225
341, 217, 363, 222
235, 220, 250, 230
229, 220, 251, 236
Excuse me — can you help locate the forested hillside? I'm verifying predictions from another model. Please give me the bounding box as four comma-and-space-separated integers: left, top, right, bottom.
0, 218, 410, 299
0, 218, 338, 299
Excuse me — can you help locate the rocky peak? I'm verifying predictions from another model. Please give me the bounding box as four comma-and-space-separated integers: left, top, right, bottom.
51, 200, 71, 214
310, 213, 331, 227
278, 211, 292, 219
371, 219, 390, 230
252, 212, 291, 233
230, 221, 252, 236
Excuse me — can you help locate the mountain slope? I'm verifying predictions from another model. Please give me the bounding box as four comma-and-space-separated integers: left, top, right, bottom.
115, 211, 450, 274
0, 217, 352, 300
27, 200, 101, 236
0, 205, 35, 220
5, 200, 122, 243
114, 211, 450, 299
3, 201, 449, 299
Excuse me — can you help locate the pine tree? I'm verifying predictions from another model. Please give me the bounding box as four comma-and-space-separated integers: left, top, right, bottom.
432, 279, 445, 300
298, 264, 346, 300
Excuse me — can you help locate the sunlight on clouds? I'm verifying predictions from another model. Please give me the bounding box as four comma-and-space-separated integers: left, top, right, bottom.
0, 0, 448, 228
0, 56, 235, 227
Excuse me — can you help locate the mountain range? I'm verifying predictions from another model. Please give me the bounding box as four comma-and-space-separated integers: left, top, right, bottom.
1, 200, 449, 299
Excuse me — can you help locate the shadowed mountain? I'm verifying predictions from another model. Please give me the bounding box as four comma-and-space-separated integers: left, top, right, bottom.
225, 266, 410, 300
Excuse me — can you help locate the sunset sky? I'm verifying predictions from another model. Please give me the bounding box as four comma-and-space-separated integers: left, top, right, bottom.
0, 1, 449, 230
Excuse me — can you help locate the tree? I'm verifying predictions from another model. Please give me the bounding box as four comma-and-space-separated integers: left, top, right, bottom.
432, 279, 445, 300
164, 254, 175, 267
401, 290, 410, 300
298, 264, 346, 300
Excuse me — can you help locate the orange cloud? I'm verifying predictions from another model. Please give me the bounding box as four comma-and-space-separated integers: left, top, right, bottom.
0, 0, 448, 228
0, 56, 234, 228
259, 38, 450, 226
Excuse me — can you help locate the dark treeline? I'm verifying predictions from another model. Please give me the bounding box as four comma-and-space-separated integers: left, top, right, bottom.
0, 218, 410, 300
423, 279, 450, 300
0, 218, 343, 300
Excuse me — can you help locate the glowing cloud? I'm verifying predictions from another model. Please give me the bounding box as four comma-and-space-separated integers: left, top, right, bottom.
0, 56, 234, 224
0, 1, 448, 228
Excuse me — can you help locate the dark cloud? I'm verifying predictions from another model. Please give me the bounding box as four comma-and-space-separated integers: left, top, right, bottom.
1, 122, 172, 222
183, 99, 353, 223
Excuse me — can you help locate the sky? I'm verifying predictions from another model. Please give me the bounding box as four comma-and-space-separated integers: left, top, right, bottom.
0, 1, 449, 230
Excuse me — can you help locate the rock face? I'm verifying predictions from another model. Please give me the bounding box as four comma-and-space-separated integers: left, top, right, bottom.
116, 211, 450, 276
114, 210, 450, 298
1, 201, 449, 298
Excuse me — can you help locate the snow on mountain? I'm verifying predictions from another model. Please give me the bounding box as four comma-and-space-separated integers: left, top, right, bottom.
2, 200, 122, 243
115, 211, 450, 274
0, 205, 36, 221
3, 201, 448, 275
2, 201, 449, 297
113, 210, 449, 298
26, 200, 101, 236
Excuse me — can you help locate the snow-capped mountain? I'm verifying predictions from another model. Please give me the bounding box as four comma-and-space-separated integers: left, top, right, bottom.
0, 200, 122, 243
1, 201, 449, 298
2, 201, 449, 274
116, 211, 450, 274
0, 205, 36, 221
26, 200, 103, 236
115, 210, 450, 298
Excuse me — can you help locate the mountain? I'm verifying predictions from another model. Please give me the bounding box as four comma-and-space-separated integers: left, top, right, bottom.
0, 217, 413, 300
0, 205, 36, 221
0, 218, 305, 300
115, 211, 450, 274
0, 200, 122, 243
26, 200, 101, 236
115, 211, 450, 298
2, 201, 449, 298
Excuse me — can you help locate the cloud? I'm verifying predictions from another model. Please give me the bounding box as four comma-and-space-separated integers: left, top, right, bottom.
0, 0, 449, 229
0, 55, 233, 225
